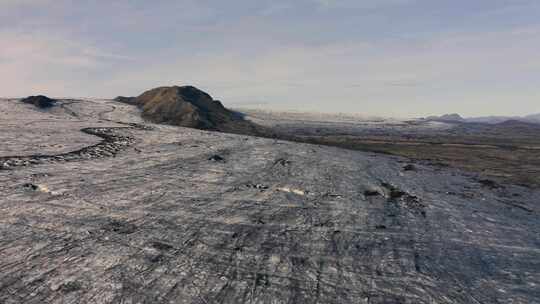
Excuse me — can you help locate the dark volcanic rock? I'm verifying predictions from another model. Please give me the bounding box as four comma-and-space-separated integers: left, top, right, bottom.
403, 164, 417, 171
113, 96, 137, 105
479, 178, 503, 189
364, 190, 381, 197
20, 95, 57, 108
22, 183, 39, 191
133, 86, 267, 136
0, 127, 137, 170
135, 86, 237, 129
208, 154, 225, 162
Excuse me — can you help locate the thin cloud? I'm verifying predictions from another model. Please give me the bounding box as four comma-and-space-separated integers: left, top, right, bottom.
0, 1, 539, 116
314, 0, 415, 9
0, 30, 132, 96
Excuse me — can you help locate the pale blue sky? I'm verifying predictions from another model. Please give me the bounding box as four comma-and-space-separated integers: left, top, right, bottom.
1, 0, 539, 117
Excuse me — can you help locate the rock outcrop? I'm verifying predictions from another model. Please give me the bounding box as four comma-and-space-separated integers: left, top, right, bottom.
20, 95, 57, 109
113, 96, 137, 105
129, 86, 269, 136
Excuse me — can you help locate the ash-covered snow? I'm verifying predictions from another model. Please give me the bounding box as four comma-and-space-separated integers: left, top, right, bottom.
0, 99, 538, 303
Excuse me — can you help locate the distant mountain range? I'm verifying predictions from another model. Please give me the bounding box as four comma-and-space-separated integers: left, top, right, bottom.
425, 113, 540, 124
425, 113, 465, 123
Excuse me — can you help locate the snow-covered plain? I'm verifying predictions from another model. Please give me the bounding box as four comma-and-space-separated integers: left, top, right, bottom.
1, 99, 539, 303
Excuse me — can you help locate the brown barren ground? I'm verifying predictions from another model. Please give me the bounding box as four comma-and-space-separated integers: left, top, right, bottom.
299, 135, 540, 188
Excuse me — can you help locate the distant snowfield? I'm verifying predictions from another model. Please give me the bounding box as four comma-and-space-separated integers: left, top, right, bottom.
234, 107, 390, 123
237, 107, 455, 134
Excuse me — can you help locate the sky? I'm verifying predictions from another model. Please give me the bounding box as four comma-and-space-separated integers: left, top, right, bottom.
1, 0, 539, 117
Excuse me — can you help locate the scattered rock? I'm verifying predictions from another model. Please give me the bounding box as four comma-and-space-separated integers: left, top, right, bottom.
314, 220, 334, 227
479, 179, 503, 189
323, 193, 344, 199
274, 158, 292, 167
126, 123, 154, 131
22, 183, 52, 194
208, 155, 225, 162
104, 219, 137, 235
245, 183, 269, 190
145, 253, 164, 263
152, 241, 173, 251
381, 182, 407, 199
151, 241, 173, 251
31, 173, 50, 179
0, 127, 136, 170
59, 281, 83, 293
364, 190, 381, 197
403, 164, 416, 171
22, 183, 39, 191
252, 217, 266, 225
381, 182, 426, 217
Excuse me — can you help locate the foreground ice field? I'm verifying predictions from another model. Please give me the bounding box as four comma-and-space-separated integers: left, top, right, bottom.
1, 99, 539, 303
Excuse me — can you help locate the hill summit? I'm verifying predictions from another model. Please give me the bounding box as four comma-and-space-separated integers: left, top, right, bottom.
133, 86, 238, 130
126, 85, 267, 135
20, 95, 57, 109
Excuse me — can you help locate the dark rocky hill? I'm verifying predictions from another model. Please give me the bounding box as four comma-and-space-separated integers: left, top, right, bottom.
20, 95, 57, 108
135, 86, 234, 129
124, 86, 272, 136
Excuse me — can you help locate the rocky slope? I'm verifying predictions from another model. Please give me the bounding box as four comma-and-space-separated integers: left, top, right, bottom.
121, 86, 267, 136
